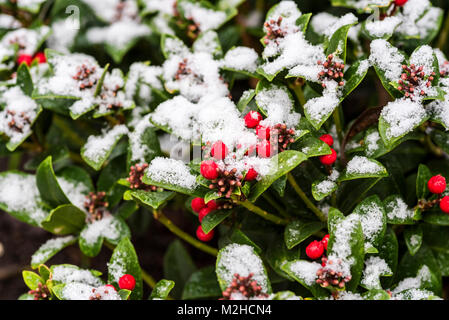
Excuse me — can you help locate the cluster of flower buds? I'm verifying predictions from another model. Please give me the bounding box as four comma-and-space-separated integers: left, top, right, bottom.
317, 54, 345, 88
271, 123, 296, 153
425, 175, 449, 214
263, 16, 286, 45
99, 83, 124, 110
316, 257, 352, 289
440, 60, 449, 78
6, 109, 31, 133
73, 64, 98, 90
127, 163, 159, 191
318, 134, 337, 166
84, 191, 109, 223
114, 0, 137, 22
397, 64, 435, 99
89, 286, 116, 300
28, 282, 50, 300
206, 164, 243, 199
17, 52, 46, 66
221, 273, 269, 300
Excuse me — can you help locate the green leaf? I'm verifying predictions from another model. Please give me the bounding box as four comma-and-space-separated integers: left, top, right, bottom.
326, 23, 356, 63
266, 237, 300, 281
362, 289, 391, 300
204, 190, 221, 204
160, 34, 189, 59
202, 210, 232, 234
422, 209, 449, 226
142, 171, 208, 198
108, 237, 143, 300
284, 220, 325, 250
17, 63, 33, 96
164, 240, 197, 299
296, 13, 312, 33
339, 156, 388, 182
404, 225, 423, 256
416, 164, 432, 200
150, 279, 175, 300
378, 227, 398, 288
341, 59, 369, 100
22, 271, 42, 290
383, 195, 416, 225
216, 244, 271, 293
311, 177, 337, 201
31, 236, 77, 268
36, 156, 70, 208
124, 190, 175, 210
352, 195, 386, 249
182, 266, 222, 300
219, 228, 262, 254
249, 150, 307, 202
281, 260, 328, 298
41, 204, 86, 235
237, 89, 256, 112
118, 289, 132, 300
292, 136, 332, 158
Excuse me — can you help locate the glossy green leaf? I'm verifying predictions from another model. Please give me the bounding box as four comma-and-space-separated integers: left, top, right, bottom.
41, 204, 86, 235
182, 266, 222, 300
150, 279, 175, 300
284, 220, 325, 250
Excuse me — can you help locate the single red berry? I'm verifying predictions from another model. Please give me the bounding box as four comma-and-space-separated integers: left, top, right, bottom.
210, 141, 228, 160
34, 52, 46, 64
200, 160, 219, 180
198, 207, 212, 223
256, 125, 270, 140
104, 284, 117, 292
191, 197, 206, 213
440, 196, 449, 214
196, 226, 214, 242
306, 240, 325, 260
395, 0, 408, 6
245, 168, 258, 181
319, 148, 337, 166
118, 274, 136, 291
244, 111, 263, 128
17, 54, 33, 66
428, 175, 447, 194
206, 199, 218, 211
321, 234, 330, 250
319, 134, 334, 146
257, 140, 272, 158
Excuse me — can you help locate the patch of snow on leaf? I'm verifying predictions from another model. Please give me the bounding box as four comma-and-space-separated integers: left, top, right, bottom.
361, 256, 391, 289
392, 265, 432, 294
146, 157, 197, 190
369, 39, 404, 81
31, 236, 76, 266
83, 125, 129, 163
52, 265, 103, 286
287, 260, 321, 286
80, 215, 124, 245
346, 156, 384, 175
221, 47, 258, 73
385, 196, 414, 221
62, 283, 122, 300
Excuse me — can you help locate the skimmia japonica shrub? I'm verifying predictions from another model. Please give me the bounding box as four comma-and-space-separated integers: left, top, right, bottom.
2, 0, 449, 301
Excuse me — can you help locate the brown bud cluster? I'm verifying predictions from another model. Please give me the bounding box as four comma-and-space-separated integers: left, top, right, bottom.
208, 167, 243, 198
100, 83, 124, 111
317, 54, 345, 88
316, 257, 352, 289
440, 61, 449, 78
28, 282, 50, 300
221, 273, 269, 300
127, 163, 158, 191
397, 64, 434, 99
84, 191, 109, 223
272, 123, 296, 152
73, 64, 98, 90
114, 1, 137, 22
6, 109, 31, 133
89, 287, 113, 300
263, 16, 286, 44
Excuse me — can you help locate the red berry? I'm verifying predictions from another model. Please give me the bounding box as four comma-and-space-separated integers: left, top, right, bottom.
306, 240, 324, 260
210, 141, 228, 160
196, 226, 214, 242
319, 134, 334, 146
118, 274, 136, 291
245, 168, 259, 181
191, 197, 206, 213
34, 52, 46, 64
200, 160, 219, 180
257, 140, 272, 158
428, 175, 447, 194
319, 148, 337, 165
206, 199, 218, 211
198, 207, 212, 223
104, 284, 117, 292
17, 54, 33, 66
321, 234, 330, 250
395, 0, 408, 6
244, 111, 263, 128
256, 125, 270, 140
440, 196, 449, 214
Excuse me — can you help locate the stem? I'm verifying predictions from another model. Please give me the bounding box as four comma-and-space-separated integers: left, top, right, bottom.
7, 152, 22, 170
288, 81, 306, 106
153, 210, 218, 257
141, 269, 157, 289
287, 173, 327, 222
333, 108, 344, 144
437, 11, 449, 50
237, 200, 289, 225
262, 192, 289, 218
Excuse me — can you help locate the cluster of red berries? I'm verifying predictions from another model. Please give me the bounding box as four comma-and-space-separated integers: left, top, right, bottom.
305, 234, 329, 260
84, 191, 109, 223
397, 64, 435, 99
318, 134, 337, 166
28, 282, 50, 300
316, 257, 352, 289
317, 54, 345, 88
127, 163, 158, 191
5, 109, 31, 133
89, 274, 136, 300
427, 175, 449, 214
263, 16, 286, 45
17, 52, 46, 66
73, 64, 98, 90
191, 197, 217, 242
221, 273, 268, 300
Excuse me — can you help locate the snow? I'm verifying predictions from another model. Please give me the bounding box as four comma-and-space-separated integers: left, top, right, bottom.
56, 177, 90, 210
221, 47, 258, 73
369, 39, 404, 82
392, 265, 432, 294
62, 283, 121, 300
145, 157, 198, 190
125, 63, 163, 100
47, 19, 79, 53
52, 265, 103, 287
31, 236, 76, 266
353, 200, 385, 248
346, 156, 384, 175
429, 95, 449, 129
385, 196, 414, 221
87, 20, 151, 49
142, 0, 177, 15
0, 14, 21, 29
304, 92, 340, 124
361, 256, 391, 289
1, 26, 50, 55
80, 215, 123, 244
315, 170, 340, 195
83, 125, 129, 163
217, 244, 269, 292
0, 173, 47, 225
365, 130, 381, 156
365, 16, 401, 38
177, 1, 227, 31
288, 261, 321, 286
129, 114, 155, 162
107, 253, 127, 283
